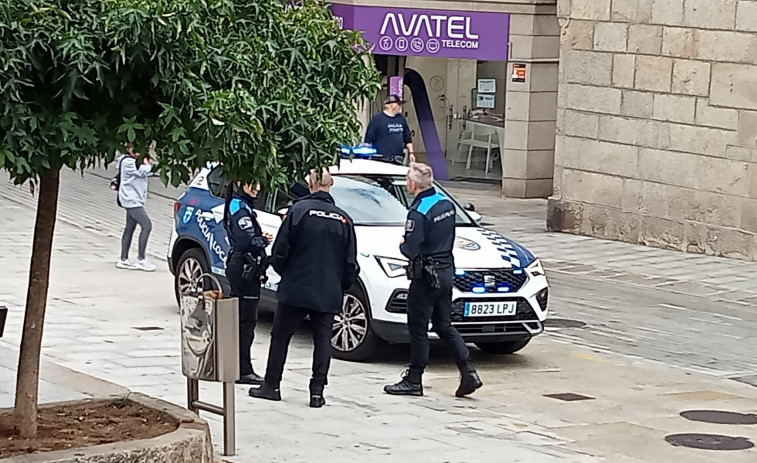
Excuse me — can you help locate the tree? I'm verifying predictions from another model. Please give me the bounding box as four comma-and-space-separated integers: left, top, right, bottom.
0, 0, 379, 437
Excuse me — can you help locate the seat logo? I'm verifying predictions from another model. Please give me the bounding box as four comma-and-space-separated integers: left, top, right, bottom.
484, 275, 496, 288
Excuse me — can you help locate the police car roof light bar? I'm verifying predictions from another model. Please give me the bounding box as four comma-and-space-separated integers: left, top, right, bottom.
339, 145, 380, 159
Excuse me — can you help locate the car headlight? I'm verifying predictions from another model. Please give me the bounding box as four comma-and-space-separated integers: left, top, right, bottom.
375, 256, 408, 278
526, 259, 545, 277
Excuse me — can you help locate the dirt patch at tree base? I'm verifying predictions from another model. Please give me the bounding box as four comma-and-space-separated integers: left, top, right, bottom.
0, 398, 178, 459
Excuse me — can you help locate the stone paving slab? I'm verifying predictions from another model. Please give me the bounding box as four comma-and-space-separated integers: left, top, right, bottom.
450, 189, 757, 303
2, 171, 757, 461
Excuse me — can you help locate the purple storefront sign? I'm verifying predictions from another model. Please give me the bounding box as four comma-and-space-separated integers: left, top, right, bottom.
331, 4, 510, 61
389, 75, 404, 99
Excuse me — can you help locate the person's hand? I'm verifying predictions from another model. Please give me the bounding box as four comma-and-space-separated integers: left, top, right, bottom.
142, 157, 151, 165
400, 236, 405, 244
409, 153, 416, 163
263, 232, 274, 242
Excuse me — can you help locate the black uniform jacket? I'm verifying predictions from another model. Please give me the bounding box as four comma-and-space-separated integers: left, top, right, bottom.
271, 191, 360, 313
226, 194, 269, 255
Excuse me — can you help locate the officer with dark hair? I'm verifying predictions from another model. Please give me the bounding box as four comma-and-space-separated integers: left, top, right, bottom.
384, 162, 482, 397
249, 167, 359, 408
223, 181, 272, 385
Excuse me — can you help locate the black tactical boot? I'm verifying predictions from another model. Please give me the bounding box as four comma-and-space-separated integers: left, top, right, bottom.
248, 382, 281, 401
309, 380, 326, 408
384, 370, 423, 396
309, 393, 326, 408
236, 371, 264, 385
455, 361, 483, 397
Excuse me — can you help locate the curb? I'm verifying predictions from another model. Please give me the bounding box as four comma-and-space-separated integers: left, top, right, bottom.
1, 393, 213, 463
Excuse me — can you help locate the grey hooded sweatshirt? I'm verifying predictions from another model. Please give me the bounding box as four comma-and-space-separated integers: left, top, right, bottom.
116, 153, 153, 208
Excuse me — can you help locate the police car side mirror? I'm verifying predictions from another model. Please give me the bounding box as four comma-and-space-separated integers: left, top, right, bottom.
467, 210, 483, 226
464, 202, 476, 212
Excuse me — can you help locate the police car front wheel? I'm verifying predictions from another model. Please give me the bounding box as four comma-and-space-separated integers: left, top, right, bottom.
331, 285, 380, 362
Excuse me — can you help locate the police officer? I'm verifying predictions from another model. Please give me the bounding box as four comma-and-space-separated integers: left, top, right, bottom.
223, 181, 272, 385
384, 162, 482, 397
249, 167, 359, 408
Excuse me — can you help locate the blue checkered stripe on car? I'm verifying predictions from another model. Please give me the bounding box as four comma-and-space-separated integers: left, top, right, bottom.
478, 228, 523, 268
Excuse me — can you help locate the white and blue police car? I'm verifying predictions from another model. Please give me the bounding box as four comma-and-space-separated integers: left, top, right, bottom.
167, 149, 549, 361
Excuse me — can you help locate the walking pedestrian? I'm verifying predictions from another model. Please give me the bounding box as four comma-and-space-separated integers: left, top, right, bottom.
223, 181, 273, 385
384, 162, 482, 397
116, 144, 156, 271
364, 94, 416, 165
248, 167, 359, 408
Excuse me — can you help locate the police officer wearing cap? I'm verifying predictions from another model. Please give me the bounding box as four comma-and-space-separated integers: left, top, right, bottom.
249, 167, 359, 408
384, 162, 483, 397
223, 181, 272, 385
364, 94, 416, 165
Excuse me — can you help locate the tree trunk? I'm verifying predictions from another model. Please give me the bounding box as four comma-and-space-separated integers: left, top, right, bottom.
14, 169, 60, 438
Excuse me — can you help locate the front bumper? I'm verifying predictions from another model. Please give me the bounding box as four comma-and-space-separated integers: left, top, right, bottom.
373, 318, 540, 344
372, 283, 549, 345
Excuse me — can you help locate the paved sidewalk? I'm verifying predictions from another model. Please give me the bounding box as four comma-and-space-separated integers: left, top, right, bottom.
450, 187, 757, 302
0, 344, 128, 409
2, 170, 757, 462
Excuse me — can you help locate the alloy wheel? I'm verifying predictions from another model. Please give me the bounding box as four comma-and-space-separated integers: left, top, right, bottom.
332, 294, 368, 352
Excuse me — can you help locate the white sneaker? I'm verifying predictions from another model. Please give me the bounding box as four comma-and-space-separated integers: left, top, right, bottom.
137, 259, 157, 272
116, 259, 138, 270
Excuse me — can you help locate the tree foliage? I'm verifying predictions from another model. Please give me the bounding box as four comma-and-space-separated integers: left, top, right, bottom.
0, 0, 380, 189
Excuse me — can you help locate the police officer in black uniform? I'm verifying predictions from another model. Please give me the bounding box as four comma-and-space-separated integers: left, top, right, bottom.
249, 167, 359, 408
384, 162, 483, 397
223, 181, 272, 385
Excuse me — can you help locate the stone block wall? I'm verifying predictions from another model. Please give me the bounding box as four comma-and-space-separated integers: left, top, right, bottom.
549, 0, 757, 260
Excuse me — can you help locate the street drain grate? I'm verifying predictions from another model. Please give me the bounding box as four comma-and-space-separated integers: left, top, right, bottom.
544, 393, 595, 402
665, 433, 754, 451
680, 410, 757, 425
133, 326, 164, 331
543, 318, 586, 329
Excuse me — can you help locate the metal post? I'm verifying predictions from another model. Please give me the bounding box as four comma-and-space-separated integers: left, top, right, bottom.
222, 381, 236, 456
187, 378, 199, 413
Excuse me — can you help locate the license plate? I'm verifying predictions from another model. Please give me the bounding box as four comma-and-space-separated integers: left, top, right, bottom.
464, 301, 517, 317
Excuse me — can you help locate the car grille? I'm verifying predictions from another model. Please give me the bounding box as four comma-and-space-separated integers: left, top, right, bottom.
454, 323, 532, 336
453, 269, 528, 294
451, 298, 538, 322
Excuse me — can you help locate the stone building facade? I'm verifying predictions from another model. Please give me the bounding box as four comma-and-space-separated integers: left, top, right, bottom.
548, 0, 757, 260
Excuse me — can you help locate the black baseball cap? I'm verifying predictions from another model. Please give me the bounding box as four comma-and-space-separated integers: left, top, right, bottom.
384, 94, 405, 105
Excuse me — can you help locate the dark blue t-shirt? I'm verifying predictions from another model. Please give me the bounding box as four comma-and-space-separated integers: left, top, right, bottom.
364, 112, 412, 163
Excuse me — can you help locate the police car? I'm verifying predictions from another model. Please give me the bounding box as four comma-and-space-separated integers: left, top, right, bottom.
167, 155, 549, 361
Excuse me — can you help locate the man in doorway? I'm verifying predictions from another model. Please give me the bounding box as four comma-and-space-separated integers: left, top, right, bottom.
364, 94, 416, 165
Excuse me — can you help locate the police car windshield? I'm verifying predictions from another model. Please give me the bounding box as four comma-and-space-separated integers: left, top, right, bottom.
329, 175, 475, 227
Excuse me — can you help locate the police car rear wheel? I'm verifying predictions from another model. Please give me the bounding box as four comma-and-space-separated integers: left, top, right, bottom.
174, 248, 209, 304
331, 286, 379, 361
475, 338, 531, 355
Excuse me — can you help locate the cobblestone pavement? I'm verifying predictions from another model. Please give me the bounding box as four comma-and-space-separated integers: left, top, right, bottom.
1, 169, 756, 462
